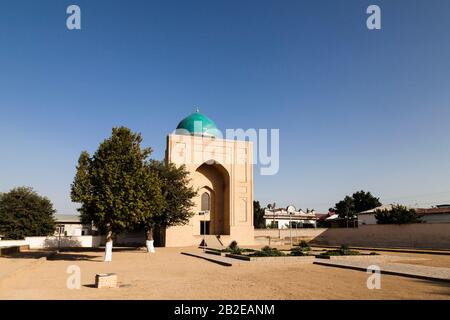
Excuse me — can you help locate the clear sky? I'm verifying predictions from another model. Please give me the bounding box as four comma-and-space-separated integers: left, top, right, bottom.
1, 0, 449, 214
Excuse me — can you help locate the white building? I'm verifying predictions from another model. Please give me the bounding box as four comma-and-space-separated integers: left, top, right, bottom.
54, 214, 92, 236
264, 207, 317, 229
416, 207, 450, 223
357, 204, 450, 225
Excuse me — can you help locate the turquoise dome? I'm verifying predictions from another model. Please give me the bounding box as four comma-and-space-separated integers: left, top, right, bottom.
176, 112, 219, 137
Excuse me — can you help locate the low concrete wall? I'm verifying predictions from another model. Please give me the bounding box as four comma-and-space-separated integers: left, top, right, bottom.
255, 223, 450, 249
254, 228, 327, 240
311, 223, 450, 249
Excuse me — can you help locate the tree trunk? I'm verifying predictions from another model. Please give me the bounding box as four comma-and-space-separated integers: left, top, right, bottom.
146, 227, 155, 253
104, 224, 113, 262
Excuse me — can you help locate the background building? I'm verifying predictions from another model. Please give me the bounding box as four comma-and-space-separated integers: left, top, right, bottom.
357, 204, 450, 225
54, 214, 92, 236
264, 207, 317, 229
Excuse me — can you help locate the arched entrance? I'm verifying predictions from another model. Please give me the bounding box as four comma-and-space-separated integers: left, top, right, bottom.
195, 162, 230, 235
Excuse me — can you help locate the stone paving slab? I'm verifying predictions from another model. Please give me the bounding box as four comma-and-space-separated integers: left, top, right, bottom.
314, 259, 450, 283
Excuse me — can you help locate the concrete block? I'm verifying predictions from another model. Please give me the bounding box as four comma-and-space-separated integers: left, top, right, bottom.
95, 273, 118, 288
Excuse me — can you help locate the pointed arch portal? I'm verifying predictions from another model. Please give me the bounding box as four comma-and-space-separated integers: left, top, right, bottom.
196, 162, 230, 235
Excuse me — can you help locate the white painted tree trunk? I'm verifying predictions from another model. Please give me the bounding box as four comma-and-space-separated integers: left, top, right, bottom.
146, 240, 155, 253
105, 240, 113, 261
146, 228, 155, 253
104, 225, 113, 262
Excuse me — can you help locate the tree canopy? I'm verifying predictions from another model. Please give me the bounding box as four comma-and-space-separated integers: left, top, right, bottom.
352, 190, 382, 213
0, 187, 56, 240
149, 160, 196, 229
70, 127, 164, 238
334, 190, 381, 218
375, 205, 422, 224
335, 196, 356, 219
253, 200, 265, 228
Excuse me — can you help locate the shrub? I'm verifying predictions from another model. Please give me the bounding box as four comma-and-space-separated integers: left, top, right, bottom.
320, 250, 342, 256
252, 246, 286, 257
290, 247, 309, 256
320, 245, 360, 257
224, 240, 242, 254
229, 240, 238, 250
299, 240, 311, 251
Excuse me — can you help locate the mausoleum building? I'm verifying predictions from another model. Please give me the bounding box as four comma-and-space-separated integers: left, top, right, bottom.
164, 111, 254, 247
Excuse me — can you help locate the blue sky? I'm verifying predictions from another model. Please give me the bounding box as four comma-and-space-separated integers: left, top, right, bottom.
1, 0, 449, 213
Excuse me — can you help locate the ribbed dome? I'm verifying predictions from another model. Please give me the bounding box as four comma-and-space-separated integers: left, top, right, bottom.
175, 112, 219, 137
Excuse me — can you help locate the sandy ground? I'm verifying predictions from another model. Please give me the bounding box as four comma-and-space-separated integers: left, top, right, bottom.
361, 251, 450, 268
0, 247, 449, 300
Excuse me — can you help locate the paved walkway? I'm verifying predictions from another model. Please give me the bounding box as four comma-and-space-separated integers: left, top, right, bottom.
314, 259, 450, 283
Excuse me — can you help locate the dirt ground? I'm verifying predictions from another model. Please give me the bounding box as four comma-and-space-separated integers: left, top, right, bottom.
360, 250, 450, 268
0, 247, 449, 300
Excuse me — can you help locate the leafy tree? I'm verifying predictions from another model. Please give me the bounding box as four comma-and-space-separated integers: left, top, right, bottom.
253, 200, 265, 228
0, 187, 56, 240
334, 190, 382, 227
352, 190, 381, 213
137, 164, 165, 252
335, 196, 355, 219
149, 160, 196, 239
71, 127, 164, 261
375, 205, 422, 224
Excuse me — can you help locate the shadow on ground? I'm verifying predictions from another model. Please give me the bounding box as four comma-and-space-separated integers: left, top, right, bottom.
413, 279, 450, 296
46, 252, 102, 261
83, 283, 131, 289
47, 247, 145, 261
0, 251, 51, 259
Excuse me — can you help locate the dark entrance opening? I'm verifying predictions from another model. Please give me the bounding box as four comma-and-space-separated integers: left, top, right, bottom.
200, 221, 210, 235
153, 225, 166, 247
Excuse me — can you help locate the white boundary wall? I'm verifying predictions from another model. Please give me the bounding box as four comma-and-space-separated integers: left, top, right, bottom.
0, 236, 104, 249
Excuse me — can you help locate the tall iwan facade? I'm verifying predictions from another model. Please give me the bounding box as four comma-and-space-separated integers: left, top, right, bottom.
164, 111, 254, 247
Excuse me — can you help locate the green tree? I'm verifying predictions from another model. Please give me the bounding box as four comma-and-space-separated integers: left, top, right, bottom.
375, 205, 422, 224
138, 163, 165, 252
334, 190, 382, 227
0, 187, 56, 240
149, 160, 196, 241
71, 127, 164, 261
335, 196, 355, 219
352, 190, 381, 213
253, 200, 265, 228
